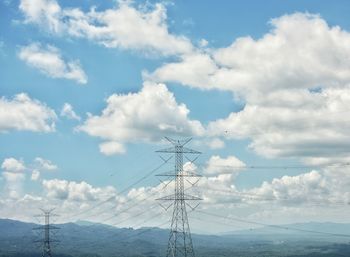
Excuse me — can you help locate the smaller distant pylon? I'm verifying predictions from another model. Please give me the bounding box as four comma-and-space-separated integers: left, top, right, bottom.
33, 209, 60, 257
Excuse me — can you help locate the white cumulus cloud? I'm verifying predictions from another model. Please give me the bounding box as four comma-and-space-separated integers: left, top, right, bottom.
1, 158, 27, 199
148, 13, 350, 162
205, 155, 246, 176
19, 0, 62, 33
31, 170, 40, 181
0, 93, 56, 132
42, 179, 116, 202
18, 42, 87, 84
1, 158, 26, 173
207, 87, 350, 160
79, 82, 204, 154
99, 141, 126, 156
34, 157, 58, 171
19, 0, 193, 56
149, 13, 350, 94
1, 157, 58, 186
60, 103, 81, 120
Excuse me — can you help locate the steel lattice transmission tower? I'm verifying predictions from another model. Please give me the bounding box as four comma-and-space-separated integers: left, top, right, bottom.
33, 209, 60, 257
156, 137, 202, 257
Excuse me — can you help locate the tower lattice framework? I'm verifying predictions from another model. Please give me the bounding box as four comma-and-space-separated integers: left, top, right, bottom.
156, 138, 202, 257
33, 209, 59, 257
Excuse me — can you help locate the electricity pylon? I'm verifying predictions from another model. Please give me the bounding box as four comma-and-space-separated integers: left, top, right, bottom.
33, 209, 60, 257
156, 137, 202, 257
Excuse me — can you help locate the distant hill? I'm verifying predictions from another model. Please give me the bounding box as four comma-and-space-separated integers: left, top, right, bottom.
224, 221, 350, 236
1, 218, 350, 257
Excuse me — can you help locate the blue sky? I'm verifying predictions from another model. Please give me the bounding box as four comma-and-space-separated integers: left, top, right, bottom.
1, 0, 350, 232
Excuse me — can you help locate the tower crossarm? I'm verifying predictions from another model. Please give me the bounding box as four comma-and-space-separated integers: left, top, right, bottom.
33, 239, 60, 243
156, 171, 202, 177
156, 194, 202, 201
156, 147, 201, 154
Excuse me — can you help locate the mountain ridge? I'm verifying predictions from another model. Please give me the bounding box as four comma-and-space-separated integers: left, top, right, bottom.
1, 218, 350, 257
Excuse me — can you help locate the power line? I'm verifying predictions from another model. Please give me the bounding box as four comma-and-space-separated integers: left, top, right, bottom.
84, 180, 198, 231
108, 203, 160, 227
63, 164, 191, 234
82, 178, 199, 232
120, 218, 171, 242
126, 210, 165, 229
59, 156, 197, 234
196, 210, 350, 238
57, 156, 350, 223
191, 214, 248, 231
201, 186, 350, 206
121, 208, 196, 242
195, 162, 350, 170
58, 159, 170, 222
81, 187, 163, 226
89, 210, 169, 247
